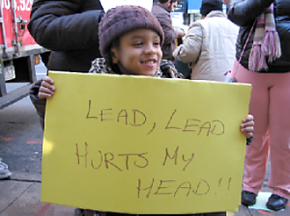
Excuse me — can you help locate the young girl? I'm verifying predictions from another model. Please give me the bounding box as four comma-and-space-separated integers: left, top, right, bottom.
33, 5, 254, 216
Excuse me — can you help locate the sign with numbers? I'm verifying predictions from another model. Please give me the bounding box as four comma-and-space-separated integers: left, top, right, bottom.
0, 0, 36, 47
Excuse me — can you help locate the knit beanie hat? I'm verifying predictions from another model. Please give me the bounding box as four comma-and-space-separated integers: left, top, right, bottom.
99, 5, 164, 58
200, 0, 223, 16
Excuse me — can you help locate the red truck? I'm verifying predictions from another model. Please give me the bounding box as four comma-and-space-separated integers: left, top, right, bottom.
0, 0, 49, 109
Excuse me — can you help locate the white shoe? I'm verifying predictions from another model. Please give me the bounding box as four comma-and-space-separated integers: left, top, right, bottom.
0, 160, 12, 180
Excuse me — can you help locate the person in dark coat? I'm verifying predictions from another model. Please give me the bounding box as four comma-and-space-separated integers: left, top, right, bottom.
28, 1, 104, 215
28, 0, 104, 130
227, 0, 290, 211
28, 0, 104, 72
152, 0, 185, 62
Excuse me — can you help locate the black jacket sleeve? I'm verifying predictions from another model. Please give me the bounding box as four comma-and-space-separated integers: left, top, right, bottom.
28, 0, 103, 51
227, 0, 274, 27
29, 80, 46, 130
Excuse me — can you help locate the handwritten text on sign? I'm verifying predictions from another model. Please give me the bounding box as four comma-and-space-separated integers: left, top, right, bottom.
41, 72, 251, 214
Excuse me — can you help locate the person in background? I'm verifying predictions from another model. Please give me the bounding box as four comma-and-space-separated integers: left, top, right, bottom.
173, 0, 238, 82
28, 1, 104, 215
152, 0, 185, 62
28, 0, 104, 130
227, 0, 290, 211
28, 0, 103, 73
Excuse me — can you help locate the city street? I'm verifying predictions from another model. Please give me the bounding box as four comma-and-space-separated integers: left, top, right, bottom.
0, 61, 46, 174
0, 62, 76, 215
0, 62, 287, 216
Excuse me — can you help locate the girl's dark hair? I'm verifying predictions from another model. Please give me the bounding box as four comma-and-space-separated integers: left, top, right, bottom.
104, 37, 122, 74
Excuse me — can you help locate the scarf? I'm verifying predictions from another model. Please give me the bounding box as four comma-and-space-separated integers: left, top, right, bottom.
88, 58, 184, 78
248, 4, 281, 72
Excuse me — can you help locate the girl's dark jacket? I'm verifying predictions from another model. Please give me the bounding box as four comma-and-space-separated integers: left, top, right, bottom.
227, 0, 290, 73
28, 0, 103, 72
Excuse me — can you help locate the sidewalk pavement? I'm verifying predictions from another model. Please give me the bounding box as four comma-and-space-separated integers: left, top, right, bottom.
1, 172, 290, 216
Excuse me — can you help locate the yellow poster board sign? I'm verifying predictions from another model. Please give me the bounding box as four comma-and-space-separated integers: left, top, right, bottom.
42, 72, 251, 214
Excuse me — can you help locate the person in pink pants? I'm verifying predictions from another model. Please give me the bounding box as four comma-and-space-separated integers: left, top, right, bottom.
227, 0, 290, 211
234, 60, 290, 205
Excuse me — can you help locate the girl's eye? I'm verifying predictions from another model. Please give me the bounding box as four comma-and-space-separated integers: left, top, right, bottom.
153, 42, 160, 46
133, 42, 143, 46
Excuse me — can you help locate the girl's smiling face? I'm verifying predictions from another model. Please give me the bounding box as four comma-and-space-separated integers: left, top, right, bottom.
111, 29, 162, 76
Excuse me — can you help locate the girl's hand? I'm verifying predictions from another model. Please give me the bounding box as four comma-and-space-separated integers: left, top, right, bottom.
241, 114, 254, 138
38, 76, 56, 99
